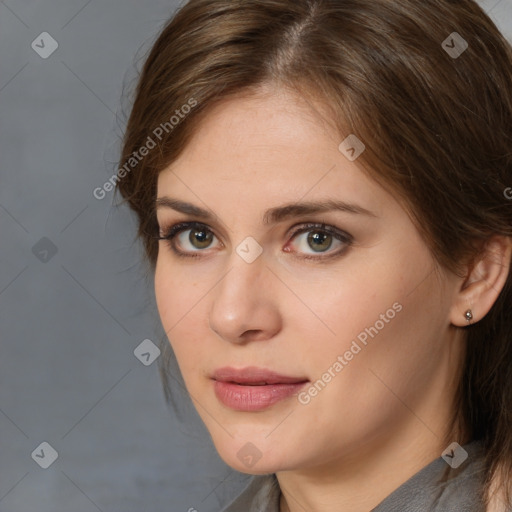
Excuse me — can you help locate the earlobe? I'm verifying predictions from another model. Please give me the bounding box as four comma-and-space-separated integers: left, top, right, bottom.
449, 235, 512, 327
463, 309, 473, 325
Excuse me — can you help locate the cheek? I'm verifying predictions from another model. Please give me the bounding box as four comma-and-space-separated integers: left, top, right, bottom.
285, 258, 412, 358
154, 253, 204, 323
154, 257, 176, 325
288, 281, 439, 450
307, 262, 444, 417
294, 242, 439, 383
154, 256, 212, 376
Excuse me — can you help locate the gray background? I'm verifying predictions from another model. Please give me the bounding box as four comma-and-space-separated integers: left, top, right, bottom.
0, 1, 511, 511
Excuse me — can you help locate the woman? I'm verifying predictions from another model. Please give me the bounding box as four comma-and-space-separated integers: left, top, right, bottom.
115, 1, 512, 510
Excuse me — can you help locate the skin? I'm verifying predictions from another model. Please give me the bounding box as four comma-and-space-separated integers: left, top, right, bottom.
154, 84, 511, 512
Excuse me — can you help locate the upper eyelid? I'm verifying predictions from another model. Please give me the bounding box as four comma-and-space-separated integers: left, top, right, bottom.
158, 220, 352, 247
157, 220, 347, 235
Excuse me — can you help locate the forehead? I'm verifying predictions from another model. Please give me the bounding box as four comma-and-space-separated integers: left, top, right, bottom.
176, 89, 334, 159
156, 89, 393, 220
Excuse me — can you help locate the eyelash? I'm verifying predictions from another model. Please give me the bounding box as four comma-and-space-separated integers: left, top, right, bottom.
156, 221, 353, 261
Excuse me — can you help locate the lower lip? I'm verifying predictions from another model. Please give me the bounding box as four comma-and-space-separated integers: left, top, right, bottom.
213, 380, 308, 411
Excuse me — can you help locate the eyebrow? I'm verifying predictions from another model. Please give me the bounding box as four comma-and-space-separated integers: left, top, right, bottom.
155, 197, 377, 224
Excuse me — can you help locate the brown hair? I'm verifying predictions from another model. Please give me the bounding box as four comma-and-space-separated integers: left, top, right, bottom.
115, 0, 512, 508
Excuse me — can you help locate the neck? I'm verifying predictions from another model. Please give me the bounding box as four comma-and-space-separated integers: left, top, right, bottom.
277, 419, 469, 512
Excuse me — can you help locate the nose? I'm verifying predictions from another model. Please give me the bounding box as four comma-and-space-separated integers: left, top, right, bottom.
208, 252, 282, 345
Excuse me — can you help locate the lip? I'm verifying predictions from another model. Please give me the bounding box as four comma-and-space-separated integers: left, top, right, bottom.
212, 366, 308, 385
211, 366, 309, 411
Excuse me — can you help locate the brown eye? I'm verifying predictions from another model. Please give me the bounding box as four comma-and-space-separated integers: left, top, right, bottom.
287, 223, 353, 260
306, 231, 333, 252
188, 227, 214, 249
157, 222, 221, 257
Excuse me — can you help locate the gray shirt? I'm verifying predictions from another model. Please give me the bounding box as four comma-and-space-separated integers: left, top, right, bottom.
220, 439, 489, 511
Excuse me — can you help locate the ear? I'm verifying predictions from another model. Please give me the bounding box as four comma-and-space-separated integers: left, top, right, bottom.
450, 235, 512, 327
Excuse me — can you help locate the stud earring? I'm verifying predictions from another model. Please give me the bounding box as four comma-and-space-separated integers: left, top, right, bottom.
464, 309, 473, 323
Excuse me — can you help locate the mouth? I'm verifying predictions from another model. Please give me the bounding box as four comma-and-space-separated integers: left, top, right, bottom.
212, 366, 308, 385
211, 366, 309, 411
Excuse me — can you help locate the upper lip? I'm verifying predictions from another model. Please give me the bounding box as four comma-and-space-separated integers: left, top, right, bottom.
212, 366, 309, 385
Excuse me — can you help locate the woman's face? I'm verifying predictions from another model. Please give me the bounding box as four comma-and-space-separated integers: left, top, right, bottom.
154, 86, 463, 475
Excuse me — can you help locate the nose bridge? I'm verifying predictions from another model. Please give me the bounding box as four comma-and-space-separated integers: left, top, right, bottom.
208, 245, 280, 342
217, 231, 266, 298
214, 247, 265, 316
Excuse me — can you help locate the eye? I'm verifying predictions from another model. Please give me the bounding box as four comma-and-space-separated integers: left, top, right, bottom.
285, 223, 352, 260
156, 222, 221, 258
156, 221, 353, 260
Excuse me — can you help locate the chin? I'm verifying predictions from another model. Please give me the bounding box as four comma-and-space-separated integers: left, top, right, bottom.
221, 455, 286, 475
210, 436, 297, 474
